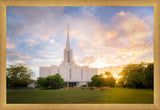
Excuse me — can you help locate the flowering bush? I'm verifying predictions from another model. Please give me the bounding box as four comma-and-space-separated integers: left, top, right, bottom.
81, 87, 88, 89
98, 86, 111, 90
99, 87, 106, 90
106, 87, 111, 89
89, 87, 97, 90
64, 87, 69, 89
64, 87, 80, 89
72, 87, 79, 89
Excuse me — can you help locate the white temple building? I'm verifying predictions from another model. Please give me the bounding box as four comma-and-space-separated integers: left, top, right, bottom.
39, 25, 98, 87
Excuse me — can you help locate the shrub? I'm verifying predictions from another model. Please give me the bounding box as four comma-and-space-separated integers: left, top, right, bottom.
99, 88, 106, 90
89, 87, 97, 90
36, 74, 65, 89
64, 87, 69, 89
81, 87, 88, 89
99, 87, 110, 90
82, 85, 87, 87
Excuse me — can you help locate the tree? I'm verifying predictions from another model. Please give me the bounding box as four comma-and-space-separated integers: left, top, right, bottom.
104, 71, 116, 87
36, 77, 48, 88
105, 71, 112, 76
116, 77, 127, 87
36, 74, 65, 89
118, 62, 153, 89
89, 75, 103, 87
89, 72, 116, 87
141, 63, 154, 89
7, 64, 33, 88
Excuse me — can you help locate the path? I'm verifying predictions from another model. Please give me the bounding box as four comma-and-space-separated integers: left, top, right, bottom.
7, 88, 39, 92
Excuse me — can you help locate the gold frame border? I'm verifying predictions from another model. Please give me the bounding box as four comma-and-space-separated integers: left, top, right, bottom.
0, 0, 160, 110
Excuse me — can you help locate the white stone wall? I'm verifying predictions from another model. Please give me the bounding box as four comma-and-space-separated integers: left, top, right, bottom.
50, 65, 58, 76
39, 64, 98, 83
89, 68, 98, 80
39, 67, 50, 77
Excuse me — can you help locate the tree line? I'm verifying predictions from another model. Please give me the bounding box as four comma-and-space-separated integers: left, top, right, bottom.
7, 62, 153, 89
117, 62, 153, 89
6, 64, 65, 89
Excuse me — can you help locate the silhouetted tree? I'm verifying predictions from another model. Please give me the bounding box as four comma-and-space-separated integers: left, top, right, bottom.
118, 62, 153, 89
89, 72, 116, 87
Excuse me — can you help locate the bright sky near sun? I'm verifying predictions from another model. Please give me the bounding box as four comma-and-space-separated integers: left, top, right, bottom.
7, 6, 154, 78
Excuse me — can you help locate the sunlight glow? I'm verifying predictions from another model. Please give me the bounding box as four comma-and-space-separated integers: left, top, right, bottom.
104, 75, 107, 78
90, 57, 106, 68
113, 74, 121, 79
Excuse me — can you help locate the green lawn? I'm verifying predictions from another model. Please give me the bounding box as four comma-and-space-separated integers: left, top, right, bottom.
7, 88, 153, 104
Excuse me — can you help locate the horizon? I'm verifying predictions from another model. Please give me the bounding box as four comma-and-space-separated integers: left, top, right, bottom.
6, 6, 154, 79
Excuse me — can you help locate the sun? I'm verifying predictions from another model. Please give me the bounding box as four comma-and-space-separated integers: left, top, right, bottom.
104, 75, 107, 78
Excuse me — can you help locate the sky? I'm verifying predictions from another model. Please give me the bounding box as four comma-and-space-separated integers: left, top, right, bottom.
7, 6, 154, 78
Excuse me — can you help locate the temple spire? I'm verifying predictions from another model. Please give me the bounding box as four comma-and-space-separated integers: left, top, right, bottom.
66, 24, 70, 49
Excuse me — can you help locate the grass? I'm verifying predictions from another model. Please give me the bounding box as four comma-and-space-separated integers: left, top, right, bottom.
7, 88, 153, 104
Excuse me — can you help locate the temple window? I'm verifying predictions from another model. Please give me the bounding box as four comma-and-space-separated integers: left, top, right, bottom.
68, 51, 70, 63
58, 68, 59, 74
69, 68, 71, 79
81, 69, 83, 79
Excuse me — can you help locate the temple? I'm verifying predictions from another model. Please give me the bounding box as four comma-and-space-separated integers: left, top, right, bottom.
39, 25, 98, 87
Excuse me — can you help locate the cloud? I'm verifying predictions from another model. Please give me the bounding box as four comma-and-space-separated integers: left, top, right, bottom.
75, 11, 153, 68
80, 56, 97, 65
26, 39, 35, 43
7, 37, 16, 49
7, 43, 15, 49
7, 50, 34, 65
143, 16, 154, 25
105, 30, 118, 38
49, 38, 55, 44
112, 11, 153, 42
117, 11, 126, 16
7, 7, 66, 41
7, 7, 153, 76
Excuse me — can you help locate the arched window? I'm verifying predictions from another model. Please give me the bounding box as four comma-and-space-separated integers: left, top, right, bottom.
58, 68, 59, 73
81, 69, 83, 79
69, 68, 71, 79
68, 51, 70, 63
